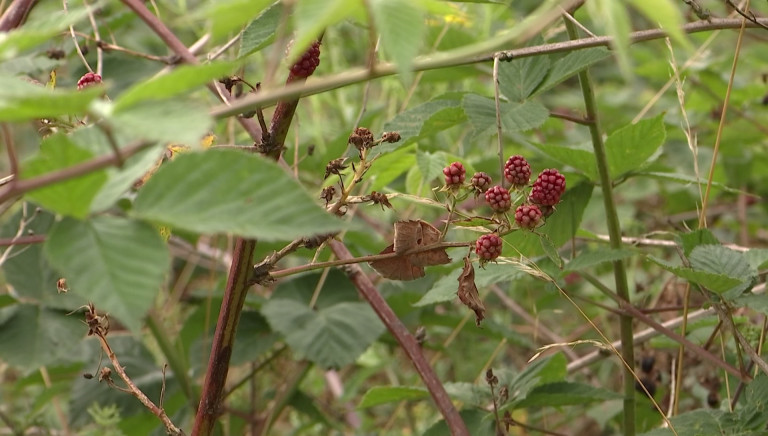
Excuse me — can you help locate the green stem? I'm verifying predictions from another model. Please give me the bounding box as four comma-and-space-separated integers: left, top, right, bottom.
146, 312, 198, 409
564, 19, 635, 436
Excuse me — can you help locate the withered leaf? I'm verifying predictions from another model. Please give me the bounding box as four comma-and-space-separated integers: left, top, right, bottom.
369, 220, 451, 281
457, 256, 485, 326
393, 220, 450, 266
369, 244, 425, 281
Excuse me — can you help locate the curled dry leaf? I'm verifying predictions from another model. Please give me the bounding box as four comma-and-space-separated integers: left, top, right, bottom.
370, 220, 451, 281
457, 256, 485, 326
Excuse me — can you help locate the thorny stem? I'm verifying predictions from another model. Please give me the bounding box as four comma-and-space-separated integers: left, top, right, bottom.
192, 238, 255, 436
0, 0, 36, 31
210, 17, 768, 119
564, 18, 636, 435
328, 240, 469, 436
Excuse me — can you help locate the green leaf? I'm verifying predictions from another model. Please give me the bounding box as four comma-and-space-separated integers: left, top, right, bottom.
423, 409, 495, 436
534, 48, 611, 95
369, 146, 417, 191
733, 293, 768, 316
358, 386, 429, 409
688, 245, 755, 298
134, 149, 346, 240
628, 0, 691, 52
676, 229, 720, 258
587, 0, 632, 79
22, 133, 108, 218
104, 98, 212, 146
90, 147, 165, 213
0, 305, 85, 369
371, 0, 424, 84
0, 75, 102, 121
605, 114, 666, 179
192, 0, 273, 39
416, 150, 446, 184
239, 2, 282, 58
535, 143, 596, 180
745, 248, 768, 271
513, 381, 622, 409
498, 52, 550, 102
114, 62, 238, 109
415, 262, 524, 306
291, 0, 358, 64
262, 299, 385, 368
44, 216, 169, 333
382, 96, 465, 147
463, 94, 549, 138
505, 354, 568, 406
648, 256, 745, 294
564, 248, 637, 273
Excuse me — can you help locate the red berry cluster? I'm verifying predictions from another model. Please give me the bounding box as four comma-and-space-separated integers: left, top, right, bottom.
504, 155, 531, 188
77, 72, 102, 90
443, 161, 465, 186
475, 234, 503, 262
484, 185, 511, 212
514, 204, 542, 229
289, 40, 321, 79
529, 169, 566, 206
470, 172, 492, 193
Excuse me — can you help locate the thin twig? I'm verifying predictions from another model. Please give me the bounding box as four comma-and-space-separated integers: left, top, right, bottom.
0, 0, 36, 31
1, 124, 18, 187
493, 54, 505, 184
63, 0, 93, 72
83, 0, 103, 76
95, 331, 185, 435
328, 240, 469, 436
0, 140, 155, 205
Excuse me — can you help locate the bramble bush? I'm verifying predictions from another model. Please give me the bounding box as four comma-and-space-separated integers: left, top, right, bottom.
1, 1, 768, 435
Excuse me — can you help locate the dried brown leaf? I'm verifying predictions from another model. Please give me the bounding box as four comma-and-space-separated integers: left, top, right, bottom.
369, 244, 425, 281
394, 220, 450, 266
369, 220, 450, 281
457, 256, 485, 325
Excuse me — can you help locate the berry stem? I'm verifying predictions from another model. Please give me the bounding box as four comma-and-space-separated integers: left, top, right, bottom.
564, 18, 636, 436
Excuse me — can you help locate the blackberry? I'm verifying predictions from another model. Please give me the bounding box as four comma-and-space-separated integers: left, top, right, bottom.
443, 161, 466, 186
289, 40, 321, 79
514, 204, 542, 229
529, 169, 566, 206
503, 155, 531, 188
475, 234, 502, 261
484, 185, 511, 212
77, 72, 102, 90
470, 172, 492, 193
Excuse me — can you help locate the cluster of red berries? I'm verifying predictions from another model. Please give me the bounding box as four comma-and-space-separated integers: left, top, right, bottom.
289, 40, 321, 79
440, 155, 566, 263
77, 72, 102, 90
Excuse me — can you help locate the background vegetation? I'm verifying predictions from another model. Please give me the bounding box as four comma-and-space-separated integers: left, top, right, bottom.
0, 0, 767, 435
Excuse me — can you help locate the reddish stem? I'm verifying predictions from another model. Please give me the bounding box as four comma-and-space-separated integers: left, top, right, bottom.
328, 240, 469, 436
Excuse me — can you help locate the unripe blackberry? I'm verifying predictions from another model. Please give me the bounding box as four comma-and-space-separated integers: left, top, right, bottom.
475, 234, 502, 261
515, 204, 542, 229
289, 40, 321, 79
504, 155, 531, 187
470, 172, 492, 193
484, 185, 511, 212
529, 169, 566, 206
77, 72, 102, 90
443, 161, 465, 186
